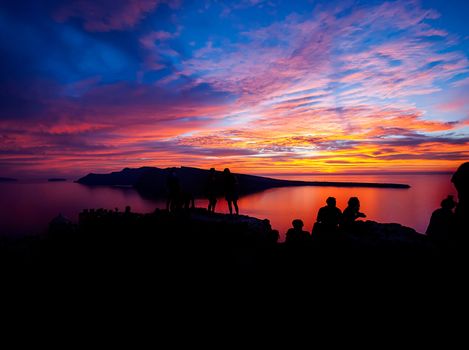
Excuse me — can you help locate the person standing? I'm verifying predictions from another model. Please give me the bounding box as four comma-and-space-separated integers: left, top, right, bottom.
205, 168, 218, 213
166, 169, 181, 212
223, 168, 239, 215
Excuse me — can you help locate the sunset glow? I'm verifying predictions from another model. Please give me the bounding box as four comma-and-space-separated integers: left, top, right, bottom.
1, 0, 468, 177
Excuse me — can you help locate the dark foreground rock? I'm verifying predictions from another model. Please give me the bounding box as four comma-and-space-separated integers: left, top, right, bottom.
2, 207, 468, 320
2, 208, 458, 283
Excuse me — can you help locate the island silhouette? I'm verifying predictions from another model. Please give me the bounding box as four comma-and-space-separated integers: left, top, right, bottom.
76, 166, 410, 199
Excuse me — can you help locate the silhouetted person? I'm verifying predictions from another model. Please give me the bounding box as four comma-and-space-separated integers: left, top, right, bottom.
182, 191, 195, 210
166, 169, 181, 212
451, 162, 469, 237
426, 195, 456, 247
285, 219, 311, 245
341, 197, 366, 231
313, 197, 342, 238
205, 168, 218, 213
122, 205, 133, 228
125, 205, 131, 215
223, 168, 239, 215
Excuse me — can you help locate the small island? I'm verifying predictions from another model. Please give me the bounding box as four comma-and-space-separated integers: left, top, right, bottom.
0, 177, 18, 182
48, 178, 67, 182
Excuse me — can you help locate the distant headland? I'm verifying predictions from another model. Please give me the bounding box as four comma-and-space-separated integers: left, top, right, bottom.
0, 177, 18, 182
76, 166, 410, 198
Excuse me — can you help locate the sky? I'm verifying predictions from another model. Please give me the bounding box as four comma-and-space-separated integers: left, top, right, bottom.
1, 0, 468, 178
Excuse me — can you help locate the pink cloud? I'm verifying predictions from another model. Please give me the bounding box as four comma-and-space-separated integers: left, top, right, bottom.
179, 0, 466, 108
452, 76, 469, 87
437, 97, 469, 112
139, 29, 181, 71
140, 31, 176, 48
417, 29, 448, 37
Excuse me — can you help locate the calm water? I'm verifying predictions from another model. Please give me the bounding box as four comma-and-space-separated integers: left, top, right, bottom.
0, 174, 456, 240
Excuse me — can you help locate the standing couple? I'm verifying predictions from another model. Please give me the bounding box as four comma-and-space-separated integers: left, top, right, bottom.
206, 168, 239, 215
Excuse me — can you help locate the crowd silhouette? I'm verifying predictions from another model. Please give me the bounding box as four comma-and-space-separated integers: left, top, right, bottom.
40, 161, 469, 273
285, 195, 368, 245
160, 163, 469, 253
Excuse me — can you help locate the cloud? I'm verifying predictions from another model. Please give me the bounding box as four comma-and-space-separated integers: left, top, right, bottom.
54, 0, 180, 32
0, 78, 238, 176
452, 76, 469, 87
437, 97, 468, 112
139, 29, 181, 71
179, 0, 467, 103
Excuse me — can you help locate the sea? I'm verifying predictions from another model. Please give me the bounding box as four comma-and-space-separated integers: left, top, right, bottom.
0, 174, 456, 241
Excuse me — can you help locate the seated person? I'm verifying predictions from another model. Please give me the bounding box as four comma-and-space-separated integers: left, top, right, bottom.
426, 195, 456, 245
286, 219, 311, 245
313, 197, 342, 237
341, 197, 366, 231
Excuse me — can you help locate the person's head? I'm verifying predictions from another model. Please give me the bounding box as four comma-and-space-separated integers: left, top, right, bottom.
292, 219, 304, 230
441, 195, 456, 210
348, 197, 360, 208
326, 197, 336, 207
223, 168, 230, 174
125, 205, 131, 213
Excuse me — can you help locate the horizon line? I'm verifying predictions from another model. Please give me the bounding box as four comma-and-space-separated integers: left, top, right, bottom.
2, 169, 455, 181
258, 171, 455, 177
